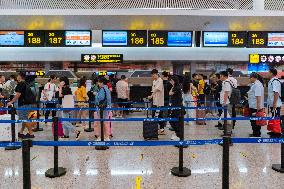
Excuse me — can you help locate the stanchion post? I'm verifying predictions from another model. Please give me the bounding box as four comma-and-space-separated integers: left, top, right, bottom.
5, 107, 21, 150
95, 107, 108, 150
222, 136, 230, 189
33, 101, 43, 132
22, 139, 32, 189
45, 117, 67, 178
171, 106, 191, 177
223, 106, 228, 136
146, 101, 149, 118
85, 101, 94, 132
272, 115, 284, 173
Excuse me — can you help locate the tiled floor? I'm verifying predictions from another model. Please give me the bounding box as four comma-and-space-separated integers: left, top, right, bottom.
0, 112, 283, 189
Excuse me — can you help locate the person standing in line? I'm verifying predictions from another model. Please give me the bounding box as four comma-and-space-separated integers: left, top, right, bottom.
148, 69, 165, 135
7, 72, 36, 139
226, 68, 238, 128
197, 74, 206, 106
183, 79, 196, 126
0, 75, 6, 99
267, 68, 282, 138
75, 78, 88, 128
214, 73, 224, 128
116, 75, 129, 118
58, 76, 81, 140
42, 75, 57, 126
218, 71, 232, 135
169, 76, 183, 140
162, 71, 173, 127
248, 73, 264, 138
94, 77, 112, 141
5, 75, 17, 100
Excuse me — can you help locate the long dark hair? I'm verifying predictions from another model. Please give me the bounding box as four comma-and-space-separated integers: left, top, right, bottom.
170, 75, 180, 87
183, 79, 191, 94
79, 78, 86, 88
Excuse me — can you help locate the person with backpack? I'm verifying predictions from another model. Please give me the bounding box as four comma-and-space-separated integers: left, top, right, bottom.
267, 68, 282, 138
217, 71, 233, 135
94, 77, 112, 141
7, 72, 36, 139
227, 68, 238, 128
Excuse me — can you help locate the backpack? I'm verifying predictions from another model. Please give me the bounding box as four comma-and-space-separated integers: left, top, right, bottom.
225, 81, 241, 105
203, 83, 211, 95
98, 87, 107, 108
24, 82, 37, 105
271, 79, 284, 102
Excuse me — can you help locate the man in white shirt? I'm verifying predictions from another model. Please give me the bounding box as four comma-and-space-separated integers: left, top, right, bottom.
227, 68, 238, 128
267, 68, 282, 138
248, 73, 264, 137
218, 71, 233, 136
116, 75, 129, 117
148, 69, 165, 135
43, 75, 57, 125
0, 75, 5, 99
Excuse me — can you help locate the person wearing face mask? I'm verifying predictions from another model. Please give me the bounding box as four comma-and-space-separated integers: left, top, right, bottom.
169, 75, 183, 141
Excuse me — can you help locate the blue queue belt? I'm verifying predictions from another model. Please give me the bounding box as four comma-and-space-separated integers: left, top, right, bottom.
0, 138, 284, 148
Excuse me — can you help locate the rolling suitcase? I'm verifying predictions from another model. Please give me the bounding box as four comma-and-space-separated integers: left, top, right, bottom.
143, 121, 158, 140
196, 108, 206, 125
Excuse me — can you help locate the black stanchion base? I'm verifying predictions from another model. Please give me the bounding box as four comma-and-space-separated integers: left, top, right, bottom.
45, 167, 67, 178
95, 146, 109, 150
272, 164, 284, 173
5, 146, 21, 151
174, 145, 188, 148
84, 128, 94, 132
171, 167, 191, 177
33, 128, 43, 132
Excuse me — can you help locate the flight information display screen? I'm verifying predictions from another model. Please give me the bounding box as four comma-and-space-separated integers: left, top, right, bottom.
203, 32, 228, 47
148, 31, 192, 47
45, 30, 65, 47
267, 32, 284, 47
0, 31, 24, 46
24, 30, 45, 47
65, 31, 91, 46
102, 31, 128, 46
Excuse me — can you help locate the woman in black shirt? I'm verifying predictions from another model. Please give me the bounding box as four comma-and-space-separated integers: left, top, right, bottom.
169, 76, 183, 141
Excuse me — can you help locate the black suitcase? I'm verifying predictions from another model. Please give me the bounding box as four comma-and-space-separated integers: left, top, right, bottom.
143, 121, 159, 140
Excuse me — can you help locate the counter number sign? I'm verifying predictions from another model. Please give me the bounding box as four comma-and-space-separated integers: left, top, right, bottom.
128, 30, 147, 47
248, 32, 267, 48
25, 31, 45, 47
45, 31, 65, 47
148, 31, 167, 47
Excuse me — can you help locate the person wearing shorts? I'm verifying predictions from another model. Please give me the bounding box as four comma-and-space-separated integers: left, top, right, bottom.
116, 75, 129, 118
8, 72, 36, 139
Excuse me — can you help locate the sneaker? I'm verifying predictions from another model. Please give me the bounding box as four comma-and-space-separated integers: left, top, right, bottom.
75, 131, 81, 140
267, 132, 274, 136
18, 133, 25, 139
96, 137, 101, 141
63, 135, 70, 138
24, 133, 35, 139
218, 126, 224, 131
158, 129, 166, 135
171, 134, 180, 141
104, 137, 110, 141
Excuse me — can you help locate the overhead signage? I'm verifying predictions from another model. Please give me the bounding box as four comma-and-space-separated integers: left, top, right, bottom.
102, 30, 147, 47
203, 31, 247, 47
81, 54, 123, 63
24, 30, 45, 47
148, 31, 192, 47
0, 31, 24, 46
267, 32, 284, 47
0, 30, 91, 47
247, 32, 267, 48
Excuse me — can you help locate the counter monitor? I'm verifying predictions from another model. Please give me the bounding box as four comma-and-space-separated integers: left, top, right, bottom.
248, 32, 267, 48
45, 31, 65, 47
0, 31, 24, 46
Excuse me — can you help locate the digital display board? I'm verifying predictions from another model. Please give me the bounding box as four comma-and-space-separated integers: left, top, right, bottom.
249, 54, 284, 69
203, 32, 228, 47
45, 31, 65, 47
0, 31, 24, 46
102, 30, 147, 47
228, 31, 247, 47
148, 31, 192, 47
81, 54, 123, 63
267, 32, 284, 47
248, 32, 267, 48
65, 31, 91, 46
128, 30, 147, 47
24, 30, 45, 47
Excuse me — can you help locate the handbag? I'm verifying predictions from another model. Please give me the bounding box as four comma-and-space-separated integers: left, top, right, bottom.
256, 109, 267, 126
267, 110, 281, 133
243, 107, 250, 117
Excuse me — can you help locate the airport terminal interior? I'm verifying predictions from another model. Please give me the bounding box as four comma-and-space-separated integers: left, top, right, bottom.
1, 0, 284, 188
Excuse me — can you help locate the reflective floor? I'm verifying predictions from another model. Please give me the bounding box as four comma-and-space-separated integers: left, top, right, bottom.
0, 112, 283, 189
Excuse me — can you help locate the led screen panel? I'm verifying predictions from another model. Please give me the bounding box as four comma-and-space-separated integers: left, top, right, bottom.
203, 32, 228, 47
0, 31, 24, 46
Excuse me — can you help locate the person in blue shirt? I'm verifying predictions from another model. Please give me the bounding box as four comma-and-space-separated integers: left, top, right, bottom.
94, 77, 112, 141
267, 68, 282, 138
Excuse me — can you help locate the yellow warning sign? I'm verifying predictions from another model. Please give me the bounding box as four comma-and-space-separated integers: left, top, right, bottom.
249, 54, 260, 64
135, 176, 142, 189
